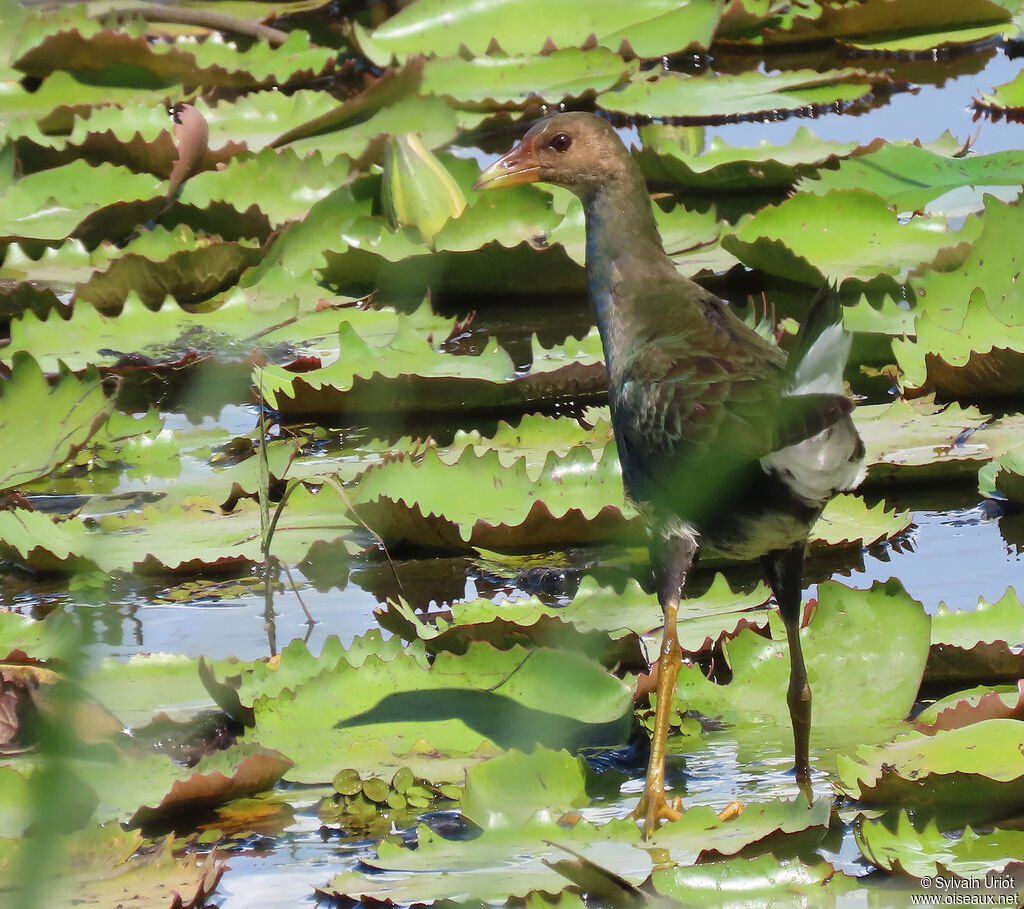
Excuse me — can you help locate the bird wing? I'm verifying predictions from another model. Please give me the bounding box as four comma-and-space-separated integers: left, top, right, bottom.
610, 284, 852, 509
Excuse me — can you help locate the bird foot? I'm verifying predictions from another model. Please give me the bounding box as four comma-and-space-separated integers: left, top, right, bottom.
628, 789, 683, 840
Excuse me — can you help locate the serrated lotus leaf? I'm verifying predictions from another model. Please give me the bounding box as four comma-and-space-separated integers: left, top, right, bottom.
16, 22, 337, 90
810, 494, 911, 549
437, 412, 614, 480
0, 159, 163, 243
899, 289, 1024, 396
180, 148, 357, 228
637, 124, 859, 191
201, 632, 417, 721
932, 588, 1024, 648
836, 719, 1024, 826
244, 642, 632, 783
283, 94, 461, 171
797, 143, 1024, 212
723, 189, 972, 285
975, 67, 1024, 117
323, 816, 647, 903
653, 854, 849, 905
854, 397, 1024, 483
0, 352, 112, 491
676, 579, 929, 745
257, 318, 515, 414
354, 0, 722, 64
755, 0, 1012, 45
604, 68, 878, 120
897, 196, 1024, 394
461, 747, 590, 828
979, 450, 1024, 501
420, 47, 637, 107
857, 811, 1024, 879
915, 682, 1024, 734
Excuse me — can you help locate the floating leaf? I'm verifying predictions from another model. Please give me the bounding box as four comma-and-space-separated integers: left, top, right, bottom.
354, 0, 723, 63
723, 189, 972, 285
603, 68, 877, 121
857, 811, 1024, 879
837, 719, 1024, 827
797, 143, 1024, 212
676, 580, 929, 747
244, 642, 633, 783
0, 352, 111, 492
420, 48, 638, 107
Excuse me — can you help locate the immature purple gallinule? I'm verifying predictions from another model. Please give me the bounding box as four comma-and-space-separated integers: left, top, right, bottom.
474, 113, 865, 838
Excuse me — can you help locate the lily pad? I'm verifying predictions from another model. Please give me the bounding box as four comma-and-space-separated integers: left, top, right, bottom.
837, 719, 1024, 827
857, 811, 1024, 879
676, 579, 930, 746
243, 641, 633, 783
354, 0, 723, 63
723, 189, 973, 285
602, 68, 878, 121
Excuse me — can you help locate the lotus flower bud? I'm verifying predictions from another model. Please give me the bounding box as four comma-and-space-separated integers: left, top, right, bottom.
382, 132, 466, 243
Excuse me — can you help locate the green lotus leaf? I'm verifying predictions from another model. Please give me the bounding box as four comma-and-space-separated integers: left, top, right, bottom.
327, 797, 829, 903
857, 811, 1024, 879
201, 632, 416, 722
73, 741, 290, 826
797, 143, 1024, 212
420, 48, 638, 107
755, 0, 1012, 45
811, 494, 911, 549
324, 817, 646, 903
379, 572, 768, 670
80, 653, 219, 729
243, 642, 633, 783
723, 189, 971, 285
179, 148, 356, 229
195, 89, 341, 156
603, 68, 877, 120
281, 97, 458, 175
932, 588, 1024, 649
979, 449, 1024, 501
836, 719, 1024, 827
461, 747, 590, 828
354, 0, 723, 64
854, 397, 1024, 484
676, 579, 929, 746
842, 21, 1016, 53
974, 65, 1024, 117
16, 19, 337, 90
0, 610, 82, 664
915, 684, 1024, 734
0, 159, 164, 243
75, 231, 262, 312
0, 352, 111, 492
653, 853, 848, 905
637, 124, 859, 192
897, 288, 1024, 397
0, 72, 178, 140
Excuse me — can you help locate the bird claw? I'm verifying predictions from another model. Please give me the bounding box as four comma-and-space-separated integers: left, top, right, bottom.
628, 790, 684, 840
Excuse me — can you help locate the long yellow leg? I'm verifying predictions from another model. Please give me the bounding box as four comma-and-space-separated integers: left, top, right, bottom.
629, 600, 684, 838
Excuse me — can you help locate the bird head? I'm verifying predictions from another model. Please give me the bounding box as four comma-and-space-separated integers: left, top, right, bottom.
472, 112, 631, 197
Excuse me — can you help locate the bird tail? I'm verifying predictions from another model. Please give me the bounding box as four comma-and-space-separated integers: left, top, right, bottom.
782, 283, 851, 397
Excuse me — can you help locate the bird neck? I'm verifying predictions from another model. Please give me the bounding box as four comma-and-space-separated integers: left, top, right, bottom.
580, 174, 678, 374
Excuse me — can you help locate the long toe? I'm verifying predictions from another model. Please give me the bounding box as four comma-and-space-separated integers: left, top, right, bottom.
628, 789, 684, 840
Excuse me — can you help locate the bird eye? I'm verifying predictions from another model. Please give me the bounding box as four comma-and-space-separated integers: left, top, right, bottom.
549, 133, 572, 153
